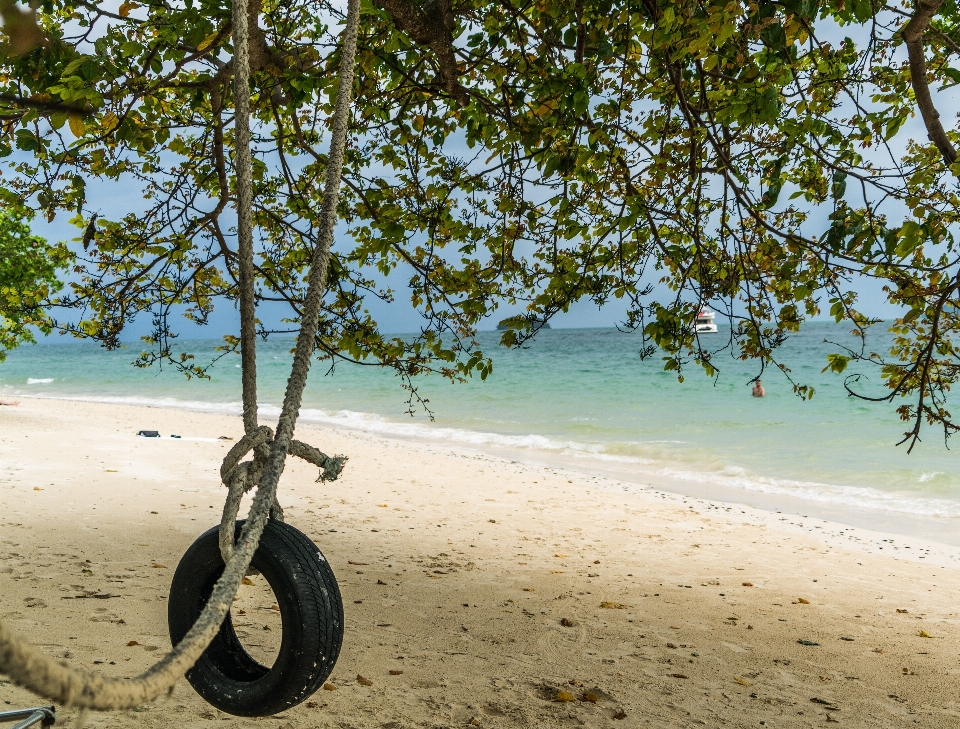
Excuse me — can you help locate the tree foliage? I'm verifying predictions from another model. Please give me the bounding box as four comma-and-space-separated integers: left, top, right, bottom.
0, 207, 70, 360
1, 0, 960, 446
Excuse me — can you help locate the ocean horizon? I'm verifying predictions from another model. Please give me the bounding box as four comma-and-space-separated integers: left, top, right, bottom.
3, 323, 958, 544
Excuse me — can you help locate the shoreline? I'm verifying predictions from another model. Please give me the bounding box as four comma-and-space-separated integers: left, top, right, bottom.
3, 398, 960, 727
10, 392, 960, 556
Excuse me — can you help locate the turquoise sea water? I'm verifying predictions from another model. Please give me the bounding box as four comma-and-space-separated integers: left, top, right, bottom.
2, 323, 959, 529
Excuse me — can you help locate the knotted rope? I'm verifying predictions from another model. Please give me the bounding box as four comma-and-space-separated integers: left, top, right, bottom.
0, 0, 359, 710
218, 427, 347, 562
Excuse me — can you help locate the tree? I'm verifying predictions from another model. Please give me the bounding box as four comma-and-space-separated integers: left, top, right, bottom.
0, 207, 70, 361
1, 0, 959, 446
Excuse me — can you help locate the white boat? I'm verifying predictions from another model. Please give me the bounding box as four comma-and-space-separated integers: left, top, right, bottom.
695, 310, 718, 333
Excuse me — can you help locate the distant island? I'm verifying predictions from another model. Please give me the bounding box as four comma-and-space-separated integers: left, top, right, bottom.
496, 319, 551, 331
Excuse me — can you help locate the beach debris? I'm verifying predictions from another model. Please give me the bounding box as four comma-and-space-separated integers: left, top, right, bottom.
613, 711, 627, 720
241, 577, 255, 585
555, 690, 576, 702
151, 562, 167, 569
669, 625, 681, 629
582, 692, 599, 702
840, 636, 854, 641
377, 504, 387, 507
270, 604, 280, 611
826, 714, 839, 723
469, 717, 482, 726
554, 553, 567, 558
489, 519, 497, 523
105, 469, 117, 472
356, 674, 373, 686
734, 677, 752, 686
137, 430, 160, 438
348, 561, 368, 565
523, 588, 534, 592
747, 624, 754, 629
560, 618, 577, 627
594, 560, 601, 564
742, 582, 754, 587
797, 640, 819, 646
810, 698, 836, 706
306, 702, 319, 708
126, 641, 139, 646
33, 487, 43, 491
218, 436, 233, 440
797, 598, 810, 604
917, 630, 934, 638
377, 579, 387, 585
323, 683, 337, 691
666, 642, 677, 649
600, 601, 627, 609
389, 670, 403, 675
872, 647, 885, 654
670, 673, 688, 679
896, 608, 909, 613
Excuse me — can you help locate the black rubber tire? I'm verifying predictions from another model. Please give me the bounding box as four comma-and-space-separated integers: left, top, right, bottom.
167, 520, 343, 717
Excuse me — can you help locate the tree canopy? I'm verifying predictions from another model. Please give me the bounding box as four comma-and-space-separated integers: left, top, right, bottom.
1, 0, 959, 446
0, 206, 70, 360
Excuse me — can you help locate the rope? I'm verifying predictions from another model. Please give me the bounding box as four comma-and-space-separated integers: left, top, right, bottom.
0, 0, 360, 710
218, 427, 346, 562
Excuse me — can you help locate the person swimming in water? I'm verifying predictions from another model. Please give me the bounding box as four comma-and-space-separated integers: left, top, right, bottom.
751, 380, 765, 398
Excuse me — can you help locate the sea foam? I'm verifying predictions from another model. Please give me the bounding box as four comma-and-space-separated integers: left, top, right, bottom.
28, 391, 960, 520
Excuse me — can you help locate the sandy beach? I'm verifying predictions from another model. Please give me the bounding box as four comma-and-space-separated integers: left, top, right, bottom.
2, 398, 960, 728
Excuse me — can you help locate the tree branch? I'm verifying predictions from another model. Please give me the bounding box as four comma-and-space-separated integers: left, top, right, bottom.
903, 0, 958, 167
376, 0, 470, 105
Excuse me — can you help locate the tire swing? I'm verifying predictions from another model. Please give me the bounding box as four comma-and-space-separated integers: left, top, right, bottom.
164, 0, 360, 715
0, 0, 359, 719
168, 521, 343, 716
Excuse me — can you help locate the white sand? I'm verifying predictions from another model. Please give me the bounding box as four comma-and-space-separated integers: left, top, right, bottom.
2, 398, 960, 728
